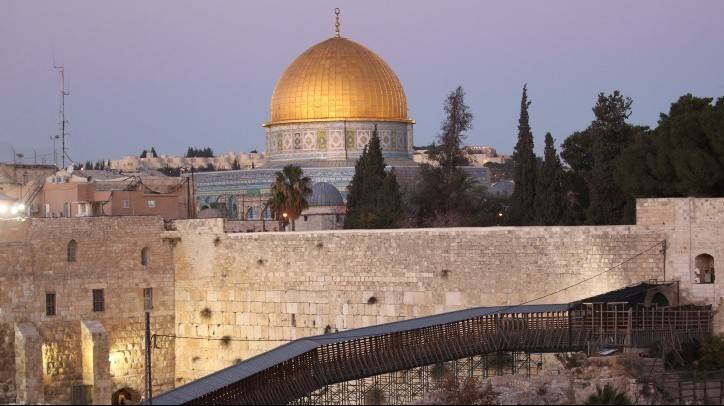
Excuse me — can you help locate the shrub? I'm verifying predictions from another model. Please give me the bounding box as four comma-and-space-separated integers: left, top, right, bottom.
220, 335, 232, 347
586, 384, 631, 405
698, 335, 724, 370
555, 352, 585, 369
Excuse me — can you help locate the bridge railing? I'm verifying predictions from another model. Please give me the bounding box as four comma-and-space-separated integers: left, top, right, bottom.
189, 305, 713, 405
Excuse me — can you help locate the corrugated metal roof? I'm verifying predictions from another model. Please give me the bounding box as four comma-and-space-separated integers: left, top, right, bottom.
572, 282, 672, 305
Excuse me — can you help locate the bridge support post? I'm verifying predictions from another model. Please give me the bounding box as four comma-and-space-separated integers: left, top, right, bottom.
625, 308, 632, 347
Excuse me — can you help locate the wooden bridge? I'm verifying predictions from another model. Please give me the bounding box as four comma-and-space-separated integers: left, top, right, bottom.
150, 283, 713, 405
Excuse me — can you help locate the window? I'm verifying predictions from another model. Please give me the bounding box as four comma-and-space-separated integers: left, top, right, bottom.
263, 207, 272, 220
92, 289, 104, 312
147, 200, 156, 209
63, 202, 70, 217
246, 207, 255, 220
303, 215, 308, 222
46, 293, 56, 316
143, 288, 153, 311
67, 240, 77, 262
123, 199, 129, 209
694, 254, 715, 284
141, 247, 150, 266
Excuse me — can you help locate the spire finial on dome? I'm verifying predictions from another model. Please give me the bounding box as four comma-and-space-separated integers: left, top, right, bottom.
334, 8, 341, 37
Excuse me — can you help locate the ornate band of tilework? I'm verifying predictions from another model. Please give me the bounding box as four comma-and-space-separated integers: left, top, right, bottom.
265, 121, 413, 165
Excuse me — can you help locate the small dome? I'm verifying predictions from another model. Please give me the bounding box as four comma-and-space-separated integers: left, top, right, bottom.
308, 182, 344, 207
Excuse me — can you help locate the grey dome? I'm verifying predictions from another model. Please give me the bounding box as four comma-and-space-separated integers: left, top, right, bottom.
308, 182, 344, 207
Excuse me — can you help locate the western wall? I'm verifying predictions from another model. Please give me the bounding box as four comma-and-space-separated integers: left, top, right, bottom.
0, 197, 722, 404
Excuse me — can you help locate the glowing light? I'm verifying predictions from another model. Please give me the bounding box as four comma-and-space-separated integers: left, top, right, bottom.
10, 206, 18, 215
18, 203, 26, 211
0, 204, 7, 214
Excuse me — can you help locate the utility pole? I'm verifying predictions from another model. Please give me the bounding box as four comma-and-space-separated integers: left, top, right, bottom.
54, 64, 70, 168
144, 311, 153, 404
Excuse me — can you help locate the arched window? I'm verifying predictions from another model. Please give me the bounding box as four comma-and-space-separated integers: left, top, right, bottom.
246, 207, 255, 220
262, 207, 272, 220
67, 240, 77, 262
141, 247, 150, 266
694, 254, 715, 284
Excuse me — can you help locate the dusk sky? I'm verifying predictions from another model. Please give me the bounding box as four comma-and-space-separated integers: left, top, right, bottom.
1, 0, 723, 164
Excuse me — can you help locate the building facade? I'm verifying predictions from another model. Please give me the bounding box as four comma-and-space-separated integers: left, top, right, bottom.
35, 168, 190, 220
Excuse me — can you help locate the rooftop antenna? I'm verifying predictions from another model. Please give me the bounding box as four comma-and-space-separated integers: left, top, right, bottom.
53, 62, 70, 168
334, 8, 341, 38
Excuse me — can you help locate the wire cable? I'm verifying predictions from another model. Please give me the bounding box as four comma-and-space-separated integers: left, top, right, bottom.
155, 240, 666, 344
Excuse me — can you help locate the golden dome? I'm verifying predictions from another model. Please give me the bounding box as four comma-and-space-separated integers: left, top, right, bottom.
267, 37, 409, 125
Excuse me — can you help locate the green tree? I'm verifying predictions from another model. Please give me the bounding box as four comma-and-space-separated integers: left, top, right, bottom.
586, 384, 631, 405
617, 94, 724, 198
509, 84, 537, 225
535, 133, 565, 225
345, 127, 402, 229
427, 86, 472, 171
587, 91, 635, 225
413, 86, 480, 226
150, 147, 157, 158
267, 165, 312, 231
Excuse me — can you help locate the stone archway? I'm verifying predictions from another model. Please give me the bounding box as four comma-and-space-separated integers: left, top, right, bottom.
112, 387, 140, 405
694, 253, 715, 284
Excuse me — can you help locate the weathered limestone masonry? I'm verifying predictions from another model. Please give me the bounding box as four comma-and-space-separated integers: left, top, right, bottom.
637, 198, 724, 323
170, 219, 667, 382
1, 198, 723, 403
0, 217, 175, 404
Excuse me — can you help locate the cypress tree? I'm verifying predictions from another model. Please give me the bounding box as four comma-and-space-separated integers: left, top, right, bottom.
535, 133, 565, 225
509, 84, 537, 225
587, 91, 632, 224
345, 126, 402, 229
414, 86, 479, 227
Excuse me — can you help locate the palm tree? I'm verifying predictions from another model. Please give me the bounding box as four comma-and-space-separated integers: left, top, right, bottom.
267, 165, 312, 231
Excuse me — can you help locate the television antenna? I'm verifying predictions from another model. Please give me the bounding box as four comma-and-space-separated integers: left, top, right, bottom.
53, 63, 70, 168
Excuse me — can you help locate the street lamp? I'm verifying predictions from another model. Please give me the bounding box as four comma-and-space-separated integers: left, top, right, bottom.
282, 212, 288, 231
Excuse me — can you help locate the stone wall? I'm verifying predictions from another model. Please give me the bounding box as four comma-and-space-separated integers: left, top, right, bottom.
0, 323, 16, 404
637, 198, 724, 315
2, 198, 724, 403
0, 217, 176, 404
170, 223, 667, 382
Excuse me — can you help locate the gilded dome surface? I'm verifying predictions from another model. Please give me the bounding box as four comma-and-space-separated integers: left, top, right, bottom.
268, 37, 409, 125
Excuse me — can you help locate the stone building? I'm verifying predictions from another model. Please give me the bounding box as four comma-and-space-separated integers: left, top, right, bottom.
295, 182, 346, 231
413, 145, 508, 167
109, 151, 266, 173
34, 168, 190, 220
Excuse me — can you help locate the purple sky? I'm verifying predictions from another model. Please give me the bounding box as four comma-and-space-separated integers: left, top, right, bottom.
2, 0, 723, 164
